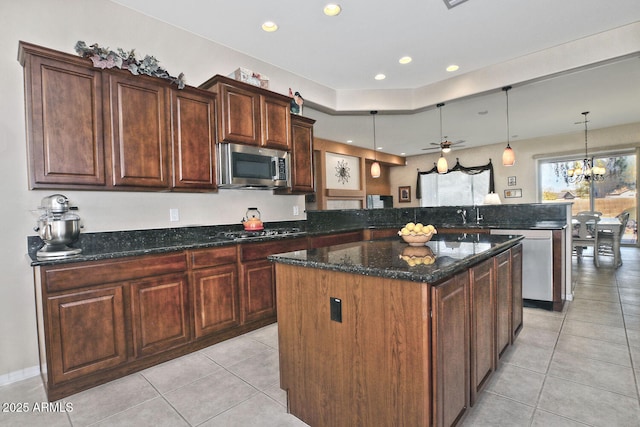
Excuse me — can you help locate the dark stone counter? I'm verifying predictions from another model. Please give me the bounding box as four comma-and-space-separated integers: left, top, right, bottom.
27, 221, 306, 267
268, 233, 524, 284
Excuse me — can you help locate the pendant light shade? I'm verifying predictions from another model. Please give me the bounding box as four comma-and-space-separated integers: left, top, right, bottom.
502, 144, 515, 166
370, 111, 381, 178
370, 161, 381, 178
437, 153, 448, 174
502, 86, 515, 166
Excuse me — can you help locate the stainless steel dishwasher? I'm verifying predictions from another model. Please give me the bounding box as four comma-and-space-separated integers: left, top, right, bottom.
491, 229, 553, 302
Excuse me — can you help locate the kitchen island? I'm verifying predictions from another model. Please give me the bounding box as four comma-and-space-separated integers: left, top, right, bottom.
270, 233, 524, 427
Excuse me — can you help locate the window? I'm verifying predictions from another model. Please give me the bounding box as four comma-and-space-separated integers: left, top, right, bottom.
539, 152, 637, 245
417, 159, 494, 207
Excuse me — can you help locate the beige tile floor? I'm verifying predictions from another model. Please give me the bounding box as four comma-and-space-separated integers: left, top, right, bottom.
2, 247, 639, 426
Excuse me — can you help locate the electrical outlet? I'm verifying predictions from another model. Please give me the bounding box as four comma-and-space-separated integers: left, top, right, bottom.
169, 208, 180, 222
293, 206, 299, 216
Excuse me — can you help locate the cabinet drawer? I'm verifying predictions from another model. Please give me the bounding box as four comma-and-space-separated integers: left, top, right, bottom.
240, 238, 307, 262
189, 245, 237, 269
44, 253, 188, 293
308, 231, 363, 249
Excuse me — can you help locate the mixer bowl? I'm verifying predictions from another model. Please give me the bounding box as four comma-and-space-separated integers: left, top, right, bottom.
37, 216, 81, 246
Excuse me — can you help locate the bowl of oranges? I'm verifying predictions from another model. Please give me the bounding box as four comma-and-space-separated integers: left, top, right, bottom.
398, 222, 437, 246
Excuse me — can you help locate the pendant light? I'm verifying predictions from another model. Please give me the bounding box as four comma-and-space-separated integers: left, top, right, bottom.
436, 103, 448, 174
370, 111, 381, 178
502, 86, 515, 166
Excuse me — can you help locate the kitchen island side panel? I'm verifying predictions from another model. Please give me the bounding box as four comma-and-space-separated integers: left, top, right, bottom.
275, 263, 430, 427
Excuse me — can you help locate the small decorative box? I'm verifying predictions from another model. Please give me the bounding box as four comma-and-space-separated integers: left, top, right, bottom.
228, 67, 269, 89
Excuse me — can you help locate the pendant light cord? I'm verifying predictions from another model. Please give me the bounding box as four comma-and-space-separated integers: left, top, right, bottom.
372, 111, 377, 161
504, 86, 511, 148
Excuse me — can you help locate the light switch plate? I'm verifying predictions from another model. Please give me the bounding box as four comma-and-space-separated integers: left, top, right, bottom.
169, 208, 179, 222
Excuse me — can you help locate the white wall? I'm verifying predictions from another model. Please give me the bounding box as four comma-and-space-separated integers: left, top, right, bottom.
0, 0, 313, 382
391, 122, 640, 207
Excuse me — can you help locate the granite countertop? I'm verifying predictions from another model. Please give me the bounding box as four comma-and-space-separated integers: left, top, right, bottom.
431, 220, 567, 230
268, 233, 524, 284
27, 224, 308, 267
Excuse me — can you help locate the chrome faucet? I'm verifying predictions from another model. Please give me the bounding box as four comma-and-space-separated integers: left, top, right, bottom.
456, 209, 467, 225
475, 206, 484, 224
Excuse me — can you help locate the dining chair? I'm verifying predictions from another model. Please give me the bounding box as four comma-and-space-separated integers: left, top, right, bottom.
572, 213, 600, 267
598, 211, 629, 265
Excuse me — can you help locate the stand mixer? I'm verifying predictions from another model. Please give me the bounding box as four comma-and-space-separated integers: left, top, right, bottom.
34, 194, 82, 259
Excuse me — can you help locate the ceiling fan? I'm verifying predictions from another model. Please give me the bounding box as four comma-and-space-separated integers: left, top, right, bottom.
422, 138, 466, 153
421, 103, 466, 153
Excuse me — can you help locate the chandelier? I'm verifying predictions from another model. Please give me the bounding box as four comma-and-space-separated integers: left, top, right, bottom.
567, 111, 605, 182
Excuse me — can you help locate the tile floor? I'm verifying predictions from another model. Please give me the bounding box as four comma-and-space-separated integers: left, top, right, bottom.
2, 247, 639, 426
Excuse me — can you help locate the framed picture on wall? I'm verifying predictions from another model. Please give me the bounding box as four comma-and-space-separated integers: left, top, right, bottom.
504, 188, 522, 198
399, 186, 411, 202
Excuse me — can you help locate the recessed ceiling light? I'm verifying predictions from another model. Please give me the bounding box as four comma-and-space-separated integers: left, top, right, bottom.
261, 21, 278, 32
374, 73, 386, 80
399, 56, 412, 65
446, 64, 459, 72
346, 139, 353, 144
323, 4, 341, 16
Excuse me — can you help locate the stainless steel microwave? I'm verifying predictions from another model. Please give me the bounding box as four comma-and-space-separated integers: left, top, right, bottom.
217, 143, 290, 189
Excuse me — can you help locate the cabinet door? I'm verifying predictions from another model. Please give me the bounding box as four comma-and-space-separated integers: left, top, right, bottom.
240, 259, 276, 323
511, 244, 524, 340
171, 88, 217, 189
290, 115, 315, 192
130, 273, 190, 357
24, 54, 106, 187
469, 258, 495, 405
432, 272, 470, 427
495, 250, 512, 358
262, 96, 291, 150
219, 84, 261, 146
192, 264, 240, 337
107, 73, 170, 188
47, 285, 127, 384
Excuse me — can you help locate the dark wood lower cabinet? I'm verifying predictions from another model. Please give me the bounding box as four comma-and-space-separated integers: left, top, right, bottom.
130, 273, 190, 357
469, 258, 496, 406
495, 250, 512, 358
511, 244, 524, 340
46, 285, 127, 384
192, 264, 240, 337
240, 259, 277, 323
432, 272, 470, 427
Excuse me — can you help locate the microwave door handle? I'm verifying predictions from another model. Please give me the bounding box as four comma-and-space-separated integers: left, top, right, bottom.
271, 157, 278, 180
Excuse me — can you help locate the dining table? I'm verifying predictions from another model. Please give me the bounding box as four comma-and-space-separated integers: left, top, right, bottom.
572, 216, 622, 267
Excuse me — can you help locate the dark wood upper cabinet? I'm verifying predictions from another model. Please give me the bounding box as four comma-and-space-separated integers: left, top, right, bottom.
262, 96, 291, 150
20, 43, 313, 193
20, 42, 106, 188
217, 83, 261, 146
105, 73, 170, 188
200, 75, 293, 150
170, 88, 217, 190
289, 115, 315, 193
